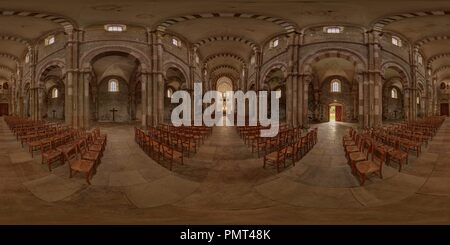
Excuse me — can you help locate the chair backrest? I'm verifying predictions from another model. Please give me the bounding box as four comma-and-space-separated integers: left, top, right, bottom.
40, 140, 52, 153
372, 146, 386, 170
162, 144, 172, 156
63, 145, 78, 166
362, 139, 373, 158
77, 139, 87, 155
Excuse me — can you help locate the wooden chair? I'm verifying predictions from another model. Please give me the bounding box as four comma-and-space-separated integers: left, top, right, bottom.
356, 145, 386, 185
161, 144, 183, 170
286, 140, 300, 165
348, 139, 372, 175
77, 139, 101, 167
388, 140, 408, 172
263, 146, 288, 173
63, 145, 95, 185
40, 140, 63, 171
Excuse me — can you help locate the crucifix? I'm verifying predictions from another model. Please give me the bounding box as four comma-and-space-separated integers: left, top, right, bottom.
110, 108, 118, 122
52, 109, 56, 119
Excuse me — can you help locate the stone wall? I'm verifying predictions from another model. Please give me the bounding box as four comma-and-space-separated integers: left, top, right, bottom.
317, 77, 355, 122
382, 87, 404, 120
97, 78, 130, 122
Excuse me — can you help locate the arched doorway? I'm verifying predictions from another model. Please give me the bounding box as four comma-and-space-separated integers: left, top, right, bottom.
164, 67, 187, 123
216, 76, 233, 114
329, 103, 343, 122
263, 67, 286, 122
382, 66, 407, 122
39, 65, 65, 121
88, 51, 141, 123
23, 83, 31, 118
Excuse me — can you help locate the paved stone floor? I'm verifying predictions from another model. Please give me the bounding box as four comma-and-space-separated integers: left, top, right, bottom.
1, 117, 450, 224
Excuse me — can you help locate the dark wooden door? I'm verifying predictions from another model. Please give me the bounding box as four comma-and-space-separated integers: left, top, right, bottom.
441, 103, 449, 116
0, 103, 8, 116
335, 105, 343, 121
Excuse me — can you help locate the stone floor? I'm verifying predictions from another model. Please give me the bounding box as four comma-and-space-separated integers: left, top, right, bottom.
1, 117, 450, 224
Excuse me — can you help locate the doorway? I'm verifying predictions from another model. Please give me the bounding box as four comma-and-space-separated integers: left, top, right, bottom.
0, 103, 8, 116
441, 103, 449, 116
329, 104, 343, 122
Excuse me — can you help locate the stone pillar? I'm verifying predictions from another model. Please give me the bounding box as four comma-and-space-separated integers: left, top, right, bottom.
366, 30, 382, 127
65, 28, 80, 127
141, 72, 150, 127
301, 74, 312, 127
28, 47, 38, 121
286, 32, 301, 127
148, 30, 164, 126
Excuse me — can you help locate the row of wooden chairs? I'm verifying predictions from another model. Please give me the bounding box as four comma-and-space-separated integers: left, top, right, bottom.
262, 128, 318, 173
343, 116, 445, 185
5, 116, 108, 184
135, 124, 212, 170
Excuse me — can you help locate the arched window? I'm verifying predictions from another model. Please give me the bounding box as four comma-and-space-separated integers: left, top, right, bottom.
391, 88, 398, 99
330, 79, 341, 92
392, 36, 402, 47
166, 88, 173, 98
51, 88, 58, 98
416, 96, 420, 105
108, 79, 119, 92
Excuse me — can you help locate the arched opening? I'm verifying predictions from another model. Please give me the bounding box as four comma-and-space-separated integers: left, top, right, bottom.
89, 51, 141, 123
39, 65, 65, 121
329, 102, 344, 122
305, 56, 360, 124
382, 66, 406, 122
263, 67, 286, 122
216, 76, 234, 115
23, 83, 31, 118
164, 67, 187, 123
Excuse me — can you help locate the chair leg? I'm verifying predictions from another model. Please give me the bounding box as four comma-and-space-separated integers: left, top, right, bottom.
359, 173, 366, 186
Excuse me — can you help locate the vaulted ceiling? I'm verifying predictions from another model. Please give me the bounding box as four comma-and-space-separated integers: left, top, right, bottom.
3, 0, 450, 83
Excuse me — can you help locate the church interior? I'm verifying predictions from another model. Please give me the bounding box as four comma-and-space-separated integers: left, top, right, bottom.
1, 0, 450, 224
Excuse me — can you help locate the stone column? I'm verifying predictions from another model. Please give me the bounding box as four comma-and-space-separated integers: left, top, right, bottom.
366, 30, 382, 127
65, 28, 80, 127
286, 32, 301, 127
148, 30, 164, 126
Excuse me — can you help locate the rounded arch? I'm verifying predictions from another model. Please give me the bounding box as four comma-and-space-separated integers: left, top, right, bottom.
300, 48, 367, 74
162, 62, 189, 83
0, 9, 76, 30
247, 80, 256, 91
261, 63, 288, 84
194, 35, 259, 51
155, 12, 297, 33
211, 73, 238, 89
381, 61, 410, 85
210, 65, 240, 76
80, 45, 150, 71
36, 59, 65, 83
204, 53, 246, 65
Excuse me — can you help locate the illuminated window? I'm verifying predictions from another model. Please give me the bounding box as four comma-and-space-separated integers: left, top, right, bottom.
417, 54, 423, 65
331, 79, 341, 92
166, 88, 173, 98
172, 38, 181, 47
108, 79, 119, 92
250, 55, 255, 65
105, 24, 126, 32
51, 88, 58, 98
270, 38, 279, 48
195, 55, 199, 64
45, 35, 55, 46
25, 53, 30, 63
392, 36, 402, 47
416, 96, 420, 104
324, 26, 343, 34
391, 88, 398, 99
